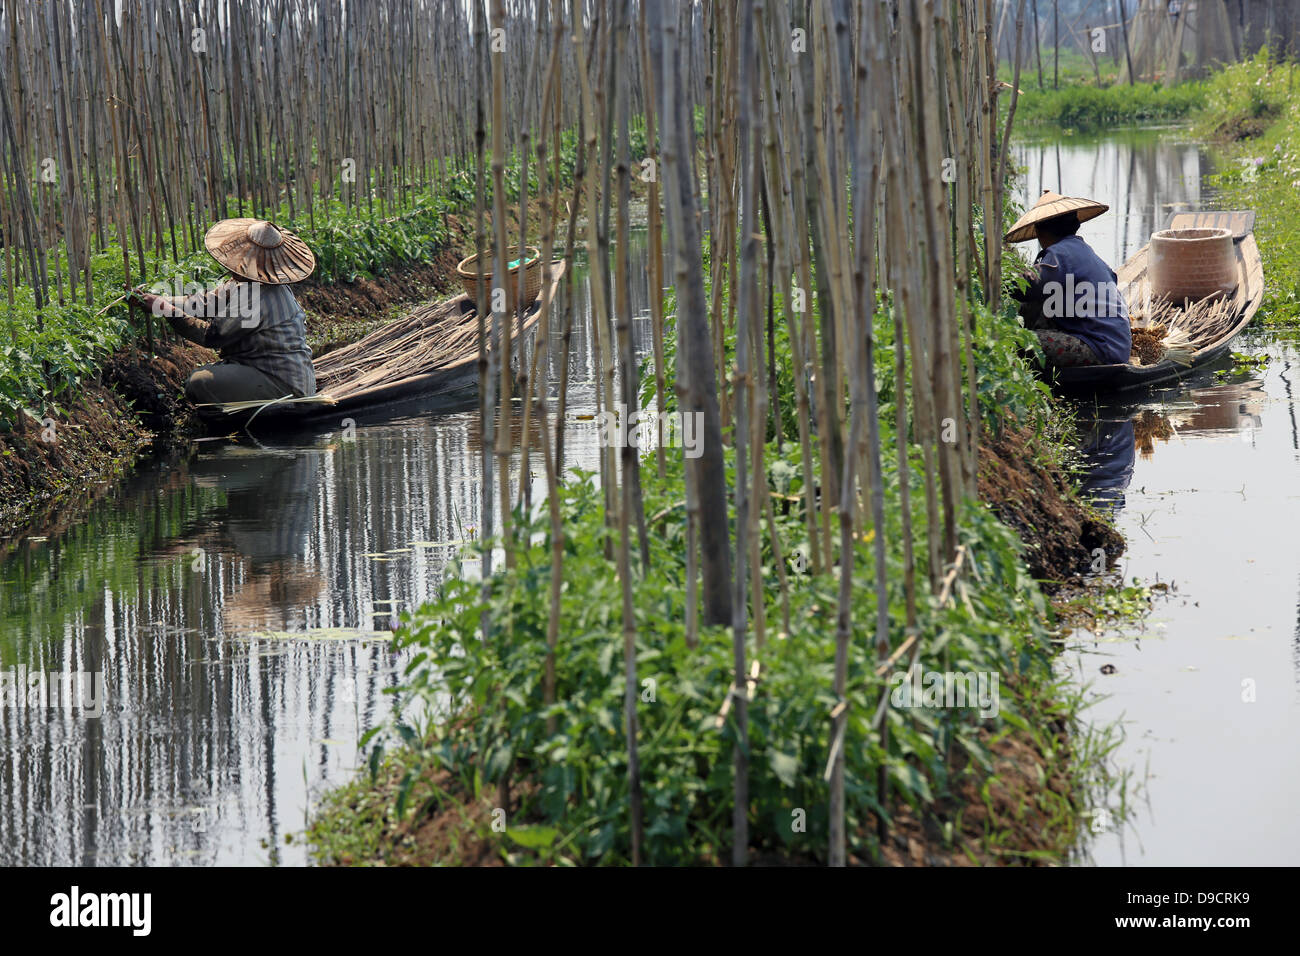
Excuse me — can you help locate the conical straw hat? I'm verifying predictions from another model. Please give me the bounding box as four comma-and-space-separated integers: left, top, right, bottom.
204, 218, 316, 284
1003, 190, 1109, 244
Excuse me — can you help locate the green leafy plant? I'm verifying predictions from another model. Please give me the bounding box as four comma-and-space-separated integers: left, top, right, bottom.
336, 405, 1094, 866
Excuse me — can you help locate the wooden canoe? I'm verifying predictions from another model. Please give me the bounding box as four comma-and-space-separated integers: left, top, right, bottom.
1049, 211, 1263, 395
199, 260, 566, 430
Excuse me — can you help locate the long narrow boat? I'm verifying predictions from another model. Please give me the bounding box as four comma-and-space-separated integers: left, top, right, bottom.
199, 260, 566, 430
1050, 211, 1263, 395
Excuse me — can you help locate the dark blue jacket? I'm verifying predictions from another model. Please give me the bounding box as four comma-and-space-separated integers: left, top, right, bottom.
1030, 235, 1131, 364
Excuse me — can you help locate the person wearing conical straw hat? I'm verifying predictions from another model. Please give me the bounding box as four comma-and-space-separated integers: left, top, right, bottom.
126, 219, 317, 407
1005, 190, 1130, 368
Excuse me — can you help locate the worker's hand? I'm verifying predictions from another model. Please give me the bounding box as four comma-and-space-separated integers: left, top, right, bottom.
123, 283, 152, 306
125, 285, 172, 315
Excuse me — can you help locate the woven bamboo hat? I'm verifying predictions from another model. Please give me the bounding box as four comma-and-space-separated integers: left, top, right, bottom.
204, 218, 316, 284
1003, 190, 1109, 244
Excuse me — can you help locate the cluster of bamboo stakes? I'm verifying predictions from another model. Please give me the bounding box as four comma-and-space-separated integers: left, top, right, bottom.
0, 0, 597, 338
6, 0, 1025, 866
466, 0, 1018, 867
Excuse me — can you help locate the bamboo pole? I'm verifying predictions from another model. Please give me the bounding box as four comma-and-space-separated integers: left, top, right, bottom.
1033, 0, 1044, 89
611, 0, 645, 867
1054, 0, 1060, 87
474, 0, 497, 610
991, 0, 1029, 311
491, 0, 515, 575
656, 0, 732, 629
638, 0, 669, 481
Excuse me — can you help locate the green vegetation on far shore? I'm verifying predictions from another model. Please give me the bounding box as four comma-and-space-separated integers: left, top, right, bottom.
1196, 51, 1300, 325
1013, 80, 1207, 133
1001, 47, 1205, 132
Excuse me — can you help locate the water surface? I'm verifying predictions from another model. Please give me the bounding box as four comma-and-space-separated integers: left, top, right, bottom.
1019, 128, 1300, 865
0, 235, 652, 865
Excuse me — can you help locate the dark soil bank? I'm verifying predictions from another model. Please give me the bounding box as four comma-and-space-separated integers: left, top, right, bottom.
0, 261, 466, 541
103, 339, 216, 444
979, 427, 1125, 587
1211, 108, 1277, 143
298, 254, 461, 319
0, 338, 207, 539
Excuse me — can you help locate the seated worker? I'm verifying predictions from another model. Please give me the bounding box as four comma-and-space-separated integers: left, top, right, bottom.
1005, 190, 1130, 368
127, 218, 316, 406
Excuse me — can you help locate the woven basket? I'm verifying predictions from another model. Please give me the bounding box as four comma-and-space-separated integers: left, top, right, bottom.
1149, 227, 1237, 302
456, 246, 542, 313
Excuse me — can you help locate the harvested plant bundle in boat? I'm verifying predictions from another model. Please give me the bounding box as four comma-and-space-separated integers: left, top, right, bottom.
1167, 295, 1240, 348
199, 395, 338, 412
1130, 326, 1168, 366
312, 296, 487, 400
198, 296, 491, 418
1129, 292, 1241, 365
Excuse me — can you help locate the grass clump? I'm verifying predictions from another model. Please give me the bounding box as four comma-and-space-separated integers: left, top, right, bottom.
1013, 81, 1207, 132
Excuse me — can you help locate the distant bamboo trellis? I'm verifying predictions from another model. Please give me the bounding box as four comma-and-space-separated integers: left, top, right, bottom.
0, 0, 678, 319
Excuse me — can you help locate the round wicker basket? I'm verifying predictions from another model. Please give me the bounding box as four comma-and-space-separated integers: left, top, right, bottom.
456, 246, 542, 313
1149, 227, 1236, 302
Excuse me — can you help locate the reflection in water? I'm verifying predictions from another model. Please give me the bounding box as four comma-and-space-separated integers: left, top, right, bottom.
1061, 358, 1300, 865
0, 233, 654, 865
1015, 128, 1215, 266
191, 447, 325, 633
1132, 410, 1173, 460
1076, 417, 1136, 520
1171, 381, 1266, 437
1072, 379, 1269, 520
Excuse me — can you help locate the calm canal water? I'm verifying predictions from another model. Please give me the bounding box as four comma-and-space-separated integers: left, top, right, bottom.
1018, 128, 1300, 865
0, 235, 652, 865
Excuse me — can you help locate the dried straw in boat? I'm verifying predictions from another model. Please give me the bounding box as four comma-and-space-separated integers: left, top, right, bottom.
313, 293, 501, 400
1129, 292, 1241, 366
1130, 326, 1167, 366
202, 268, 553, 419
195, 392, 338, 426
199, 395, 338, 411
